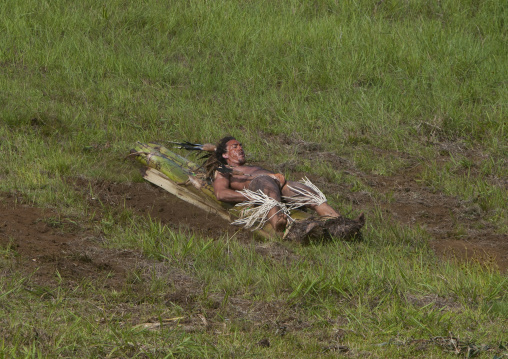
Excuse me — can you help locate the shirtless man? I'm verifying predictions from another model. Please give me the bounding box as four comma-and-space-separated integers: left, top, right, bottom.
211, 136, 341, 232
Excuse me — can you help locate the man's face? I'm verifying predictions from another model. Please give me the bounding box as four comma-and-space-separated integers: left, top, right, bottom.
223, 139, 246, 166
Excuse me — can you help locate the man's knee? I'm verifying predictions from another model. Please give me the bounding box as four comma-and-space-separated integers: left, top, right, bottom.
282, 181, 316, 198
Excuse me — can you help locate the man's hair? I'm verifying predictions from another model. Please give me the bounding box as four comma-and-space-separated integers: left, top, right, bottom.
215, 136, 236, 165
202, 136, 236, 179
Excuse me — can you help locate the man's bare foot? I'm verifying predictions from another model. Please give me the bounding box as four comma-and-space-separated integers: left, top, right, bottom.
314, 203, 341, 218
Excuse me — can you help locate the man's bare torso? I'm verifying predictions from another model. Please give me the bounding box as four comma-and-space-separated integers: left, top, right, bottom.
227, 165, 274, 191
212, 139, 286, 204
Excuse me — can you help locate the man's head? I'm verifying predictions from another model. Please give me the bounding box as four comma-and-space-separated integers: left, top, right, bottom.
216, 136, 245, 167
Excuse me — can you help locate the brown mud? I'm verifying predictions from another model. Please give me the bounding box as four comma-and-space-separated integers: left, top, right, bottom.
363, 162, 508, 272
0, 149, 506, 295
0, 178, 293, 290
270, 134, 507, 272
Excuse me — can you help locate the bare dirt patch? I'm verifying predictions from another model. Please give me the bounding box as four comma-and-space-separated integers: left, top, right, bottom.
322, 154, 506, 272
0, 192, 147, 289
72, 177, 241, 240
71, 176, 299, 260
2, 146, 506, 297
360, 163, 507, 272
0, 178, 294, 294
265, 132, 507, 272
0, 184, 307, 337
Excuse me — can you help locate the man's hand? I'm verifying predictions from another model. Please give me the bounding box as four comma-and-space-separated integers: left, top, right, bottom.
269, 173, 286, 187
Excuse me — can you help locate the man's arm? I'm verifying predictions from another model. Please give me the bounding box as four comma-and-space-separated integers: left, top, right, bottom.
213, 172, 248, 203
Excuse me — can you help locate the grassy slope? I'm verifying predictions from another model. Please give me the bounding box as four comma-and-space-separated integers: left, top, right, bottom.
1, 0, 507, 357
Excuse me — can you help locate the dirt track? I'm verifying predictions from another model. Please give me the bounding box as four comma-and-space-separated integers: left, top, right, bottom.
0, 165, 506, 291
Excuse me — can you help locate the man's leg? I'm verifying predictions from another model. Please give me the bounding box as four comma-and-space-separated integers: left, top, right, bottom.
248, 176, 287, 232
281, 181, 341, 218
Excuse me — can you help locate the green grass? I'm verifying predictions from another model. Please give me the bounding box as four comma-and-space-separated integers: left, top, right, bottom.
1, 0, 507, 357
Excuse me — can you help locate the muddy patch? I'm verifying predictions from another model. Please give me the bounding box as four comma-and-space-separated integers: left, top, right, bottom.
0, 193, 147, 288
0, 178, 294, 290
80, 158, 508, 272
360, 164, 507, 272
2, 157, 506, 296
325, 154, 507, 272
71, 177, 249, 240
262, 132, 507, 272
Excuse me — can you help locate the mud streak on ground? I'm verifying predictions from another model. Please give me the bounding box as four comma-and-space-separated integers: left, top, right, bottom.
0, 149, 506, 292
0, 178, 299, 289
270, 133, 507, 272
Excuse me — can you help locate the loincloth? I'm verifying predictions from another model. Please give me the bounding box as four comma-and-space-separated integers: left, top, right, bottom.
248, 174, 284, 192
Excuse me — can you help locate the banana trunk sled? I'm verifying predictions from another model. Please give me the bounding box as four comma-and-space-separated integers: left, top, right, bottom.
129, 142, 364, 243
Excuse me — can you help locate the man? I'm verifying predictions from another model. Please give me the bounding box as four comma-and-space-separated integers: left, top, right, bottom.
208, 136, 342, 233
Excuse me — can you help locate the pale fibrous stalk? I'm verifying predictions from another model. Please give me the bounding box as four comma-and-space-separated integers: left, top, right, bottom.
284, 177, 328, 209
231, 189, 294, 230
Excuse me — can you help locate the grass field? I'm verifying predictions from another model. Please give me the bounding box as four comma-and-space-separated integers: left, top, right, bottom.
1, 0, 507, 357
